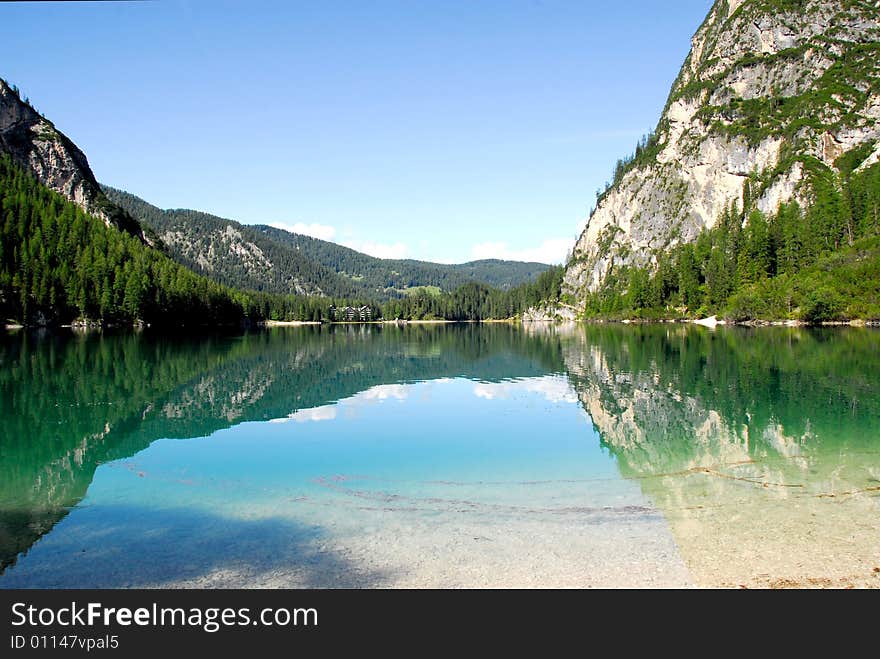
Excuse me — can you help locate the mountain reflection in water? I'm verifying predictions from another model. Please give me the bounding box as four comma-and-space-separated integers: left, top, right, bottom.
1, 323, 878, 587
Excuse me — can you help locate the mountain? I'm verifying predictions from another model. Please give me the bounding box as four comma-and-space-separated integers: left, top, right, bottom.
0, 79, 146, 241
103, 186, 551, 300
100, 187, 349, 298
0, 78, 270, 326
0, 75, 549, 326
562, 0, 880, 310
253, 224, 550, 294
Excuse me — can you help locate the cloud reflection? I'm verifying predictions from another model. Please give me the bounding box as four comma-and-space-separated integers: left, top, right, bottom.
473, 376, 578, 404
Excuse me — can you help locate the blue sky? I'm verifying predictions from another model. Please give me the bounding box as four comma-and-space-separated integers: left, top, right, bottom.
2, 0, 713, 264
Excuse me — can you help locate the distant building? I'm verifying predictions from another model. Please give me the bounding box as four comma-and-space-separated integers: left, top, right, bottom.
330, 305, 373, 322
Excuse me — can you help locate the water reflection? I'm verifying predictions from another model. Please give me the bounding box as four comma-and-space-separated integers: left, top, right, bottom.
2, 323, 878, 587
0, 325, 564, 574
560, 324, 880, 587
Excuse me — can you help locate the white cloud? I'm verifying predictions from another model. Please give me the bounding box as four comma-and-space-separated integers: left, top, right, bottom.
261, 224, 578, 265
473, 376, 578, 404
470, 238, 572, 265
358, 384, 409, 401
268, 384, 409, 425
473, 383, 503, 400
269, 404, 338, 424
268, 221, 337, 242
265, 223, 409, 259
523, 377, 579, 404
342, 240, 409, 260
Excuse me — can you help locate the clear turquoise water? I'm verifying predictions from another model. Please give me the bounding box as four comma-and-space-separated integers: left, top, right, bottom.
1, 324, 878, 587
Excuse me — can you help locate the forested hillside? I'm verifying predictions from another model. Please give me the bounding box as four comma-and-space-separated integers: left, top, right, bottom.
101, 187, 356, 298
255, 224, 550, 293
1, 154, 559, 325
103, 187, 549, 300
384, 266, 565, 321
0, 155, 380, 326
577, 158, 880, 322
0, 75, 554, 327
0, 154, 250, 326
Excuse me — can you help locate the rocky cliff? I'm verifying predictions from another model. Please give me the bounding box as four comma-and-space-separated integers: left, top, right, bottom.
0, 78, 145, 240
563, 0, 880, 301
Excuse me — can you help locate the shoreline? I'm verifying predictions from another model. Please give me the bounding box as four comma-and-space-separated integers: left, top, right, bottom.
383, 319, 459, 324
265, 319, 496, 326
522, 317, 880, 328
5, 317, 879, 331
261, 320, 322, 327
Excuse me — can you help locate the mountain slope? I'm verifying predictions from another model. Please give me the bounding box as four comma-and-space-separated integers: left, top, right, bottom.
101, 187, 352, 298
253, 224, 550, 293
0, 79, 147, 241
104, 186, 550, 300
0, 153, 264, 326
0, 80, 273, 326
563, 0, 880, 302
0, 75, 550, 324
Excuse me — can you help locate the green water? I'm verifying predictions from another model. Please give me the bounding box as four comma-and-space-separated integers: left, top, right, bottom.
1, 324, 878, 587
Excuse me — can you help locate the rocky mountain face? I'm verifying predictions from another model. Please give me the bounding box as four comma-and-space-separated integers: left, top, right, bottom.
563, 0, 880, 302
0, 78, 145, 240
164, 223, 318, 295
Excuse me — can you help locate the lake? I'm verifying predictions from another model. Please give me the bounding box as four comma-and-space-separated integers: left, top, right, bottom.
1, 323, 878, 588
